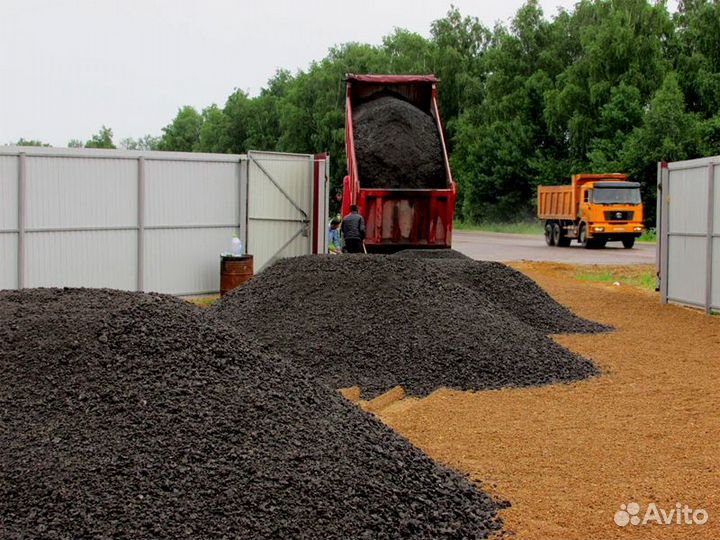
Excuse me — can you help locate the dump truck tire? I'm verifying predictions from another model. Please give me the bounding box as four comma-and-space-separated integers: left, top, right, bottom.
622, 237, 635, 249
552, 223, 562, 246
579, 223, 591, 249
545, 222, 556, 246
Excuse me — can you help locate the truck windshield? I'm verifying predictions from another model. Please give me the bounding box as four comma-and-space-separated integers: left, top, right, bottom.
592, 187, 641, 205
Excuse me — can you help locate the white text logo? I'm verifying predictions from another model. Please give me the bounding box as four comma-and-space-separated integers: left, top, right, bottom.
614, 502, 708, 527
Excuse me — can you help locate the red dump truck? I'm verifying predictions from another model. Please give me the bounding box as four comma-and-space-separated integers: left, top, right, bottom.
537, 174, 644, 248
342, 74, 455, 252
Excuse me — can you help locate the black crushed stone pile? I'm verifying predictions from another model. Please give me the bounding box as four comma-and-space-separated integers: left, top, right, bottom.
0, 288, 504, 540
392, 253, 610, 334
394, 248, 471, 260
353, 96, 446, 189
209, 255, 600, 399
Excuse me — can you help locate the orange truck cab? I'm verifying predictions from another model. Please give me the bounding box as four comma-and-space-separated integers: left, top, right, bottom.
537, 174, 644, 249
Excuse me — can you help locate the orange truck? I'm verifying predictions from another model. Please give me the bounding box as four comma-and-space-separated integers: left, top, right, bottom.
537, 174, 644, 249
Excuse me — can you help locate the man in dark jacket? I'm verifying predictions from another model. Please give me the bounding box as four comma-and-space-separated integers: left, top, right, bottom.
341, 205, 366, 253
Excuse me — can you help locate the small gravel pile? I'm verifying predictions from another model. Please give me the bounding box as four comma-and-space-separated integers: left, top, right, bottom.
393, 251, 609, 334
0, 288, 503, 539
209, 255, 599, 398
353, 96, 446, 189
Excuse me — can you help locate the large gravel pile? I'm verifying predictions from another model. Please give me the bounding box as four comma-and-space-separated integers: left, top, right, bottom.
353, 96, 446, 189
393, 251, 609, 334
209, 255, 600, 398
393, 248, 471, 260
0, 288, 503, 539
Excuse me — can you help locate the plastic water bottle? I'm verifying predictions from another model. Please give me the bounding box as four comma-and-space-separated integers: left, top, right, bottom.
231, 236, 243, 256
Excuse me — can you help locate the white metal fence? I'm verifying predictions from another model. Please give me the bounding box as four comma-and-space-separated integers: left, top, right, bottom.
0, 147, 328, 295
657, 156, 719, 313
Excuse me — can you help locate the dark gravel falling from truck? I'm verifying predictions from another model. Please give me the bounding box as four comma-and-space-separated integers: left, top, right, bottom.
352, 96, 446, 189
0, 288, 504, 540
209, 255, 601, 399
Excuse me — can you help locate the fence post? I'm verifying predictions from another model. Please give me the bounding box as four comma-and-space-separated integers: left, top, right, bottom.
239, 157, 248, 246
706, 163, 715, 315
659, 162, 669, 304
239, 157, 249, 249
137, 157, 145, 292
17, 152, 26, 289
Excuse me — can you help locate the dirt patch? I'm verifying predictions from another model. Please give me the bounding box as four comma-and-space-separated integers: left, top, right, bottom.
353, 96, 446, 189
183, 294, 219, 308
208, 255, 599, 398
0, 288, 504, 539
376, 262, 720, 539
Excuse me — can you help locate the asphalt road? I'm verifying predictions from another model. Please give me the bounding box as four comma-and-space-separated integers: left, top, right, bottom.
453, 231, 656, 265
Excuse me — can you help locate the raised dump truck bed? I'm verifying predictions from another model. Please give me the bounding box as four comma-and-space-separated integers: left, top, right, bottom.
342, 74, 455, 251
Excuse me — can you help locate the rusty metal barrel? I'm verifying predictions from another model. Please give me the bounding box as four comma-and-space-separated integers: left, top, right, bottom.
220, 254, 254, 296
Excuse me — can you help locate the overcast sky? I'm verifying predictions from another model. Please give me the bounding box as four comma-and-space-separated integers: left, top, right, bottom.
2, 0, 675, 146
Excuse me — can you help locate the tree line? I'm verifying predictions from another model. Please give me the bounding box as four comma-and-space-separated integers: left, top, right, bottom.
10, 1, 720, 226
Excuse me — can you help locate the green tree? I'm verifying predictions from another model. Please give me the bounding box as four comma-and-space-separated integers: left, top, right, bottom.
156, 106, 203, 151
196, 104, 231, 153
452, 0, 563, 220
382, 28, 436, 75
699, 115, 720, 156
430, 7, 489, 127
119, 135, 160, 151
223, 90, 253, 154
587, 82, 644, 170
620, 72, 702, 220
673, 0, 720, 116
13, 138, 50, 147
85, 126, 116, 149
544, 0, 672, 169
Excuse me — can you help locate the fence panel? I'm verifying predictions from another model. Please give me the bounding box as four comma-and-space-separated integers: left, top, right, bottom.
26, 230, 138, 290
143, 158, 242, 294
0, 147, 326, 295
144, 159, 239, 227
660, 157, 720, 313
23, 156, 138, 289
25, 157, 137, 229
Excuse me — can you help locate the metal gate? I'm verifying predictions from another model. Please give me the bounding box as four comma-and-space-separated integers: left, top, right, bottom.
1, 147, 329, 295
658, 157, 720, 314
246, 151, 315, 272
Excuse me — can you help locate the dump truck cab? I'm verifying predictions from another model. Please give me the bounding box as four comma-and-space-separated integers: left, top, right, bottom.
538, 173, 644, 249
578, 179, 643, 242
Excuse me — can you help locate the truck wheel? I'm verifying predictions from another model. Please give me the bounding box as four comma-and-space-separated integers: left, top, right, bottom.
595, 239, 607, 248
544, 222, 556, 246
579, 224, 591, 249
552, 223, 562, 246
622, 238, 635, 249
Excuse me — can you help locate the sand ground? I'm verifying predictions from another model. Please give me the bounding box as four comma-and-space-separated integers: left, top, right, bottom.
372, 262, 720, 539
